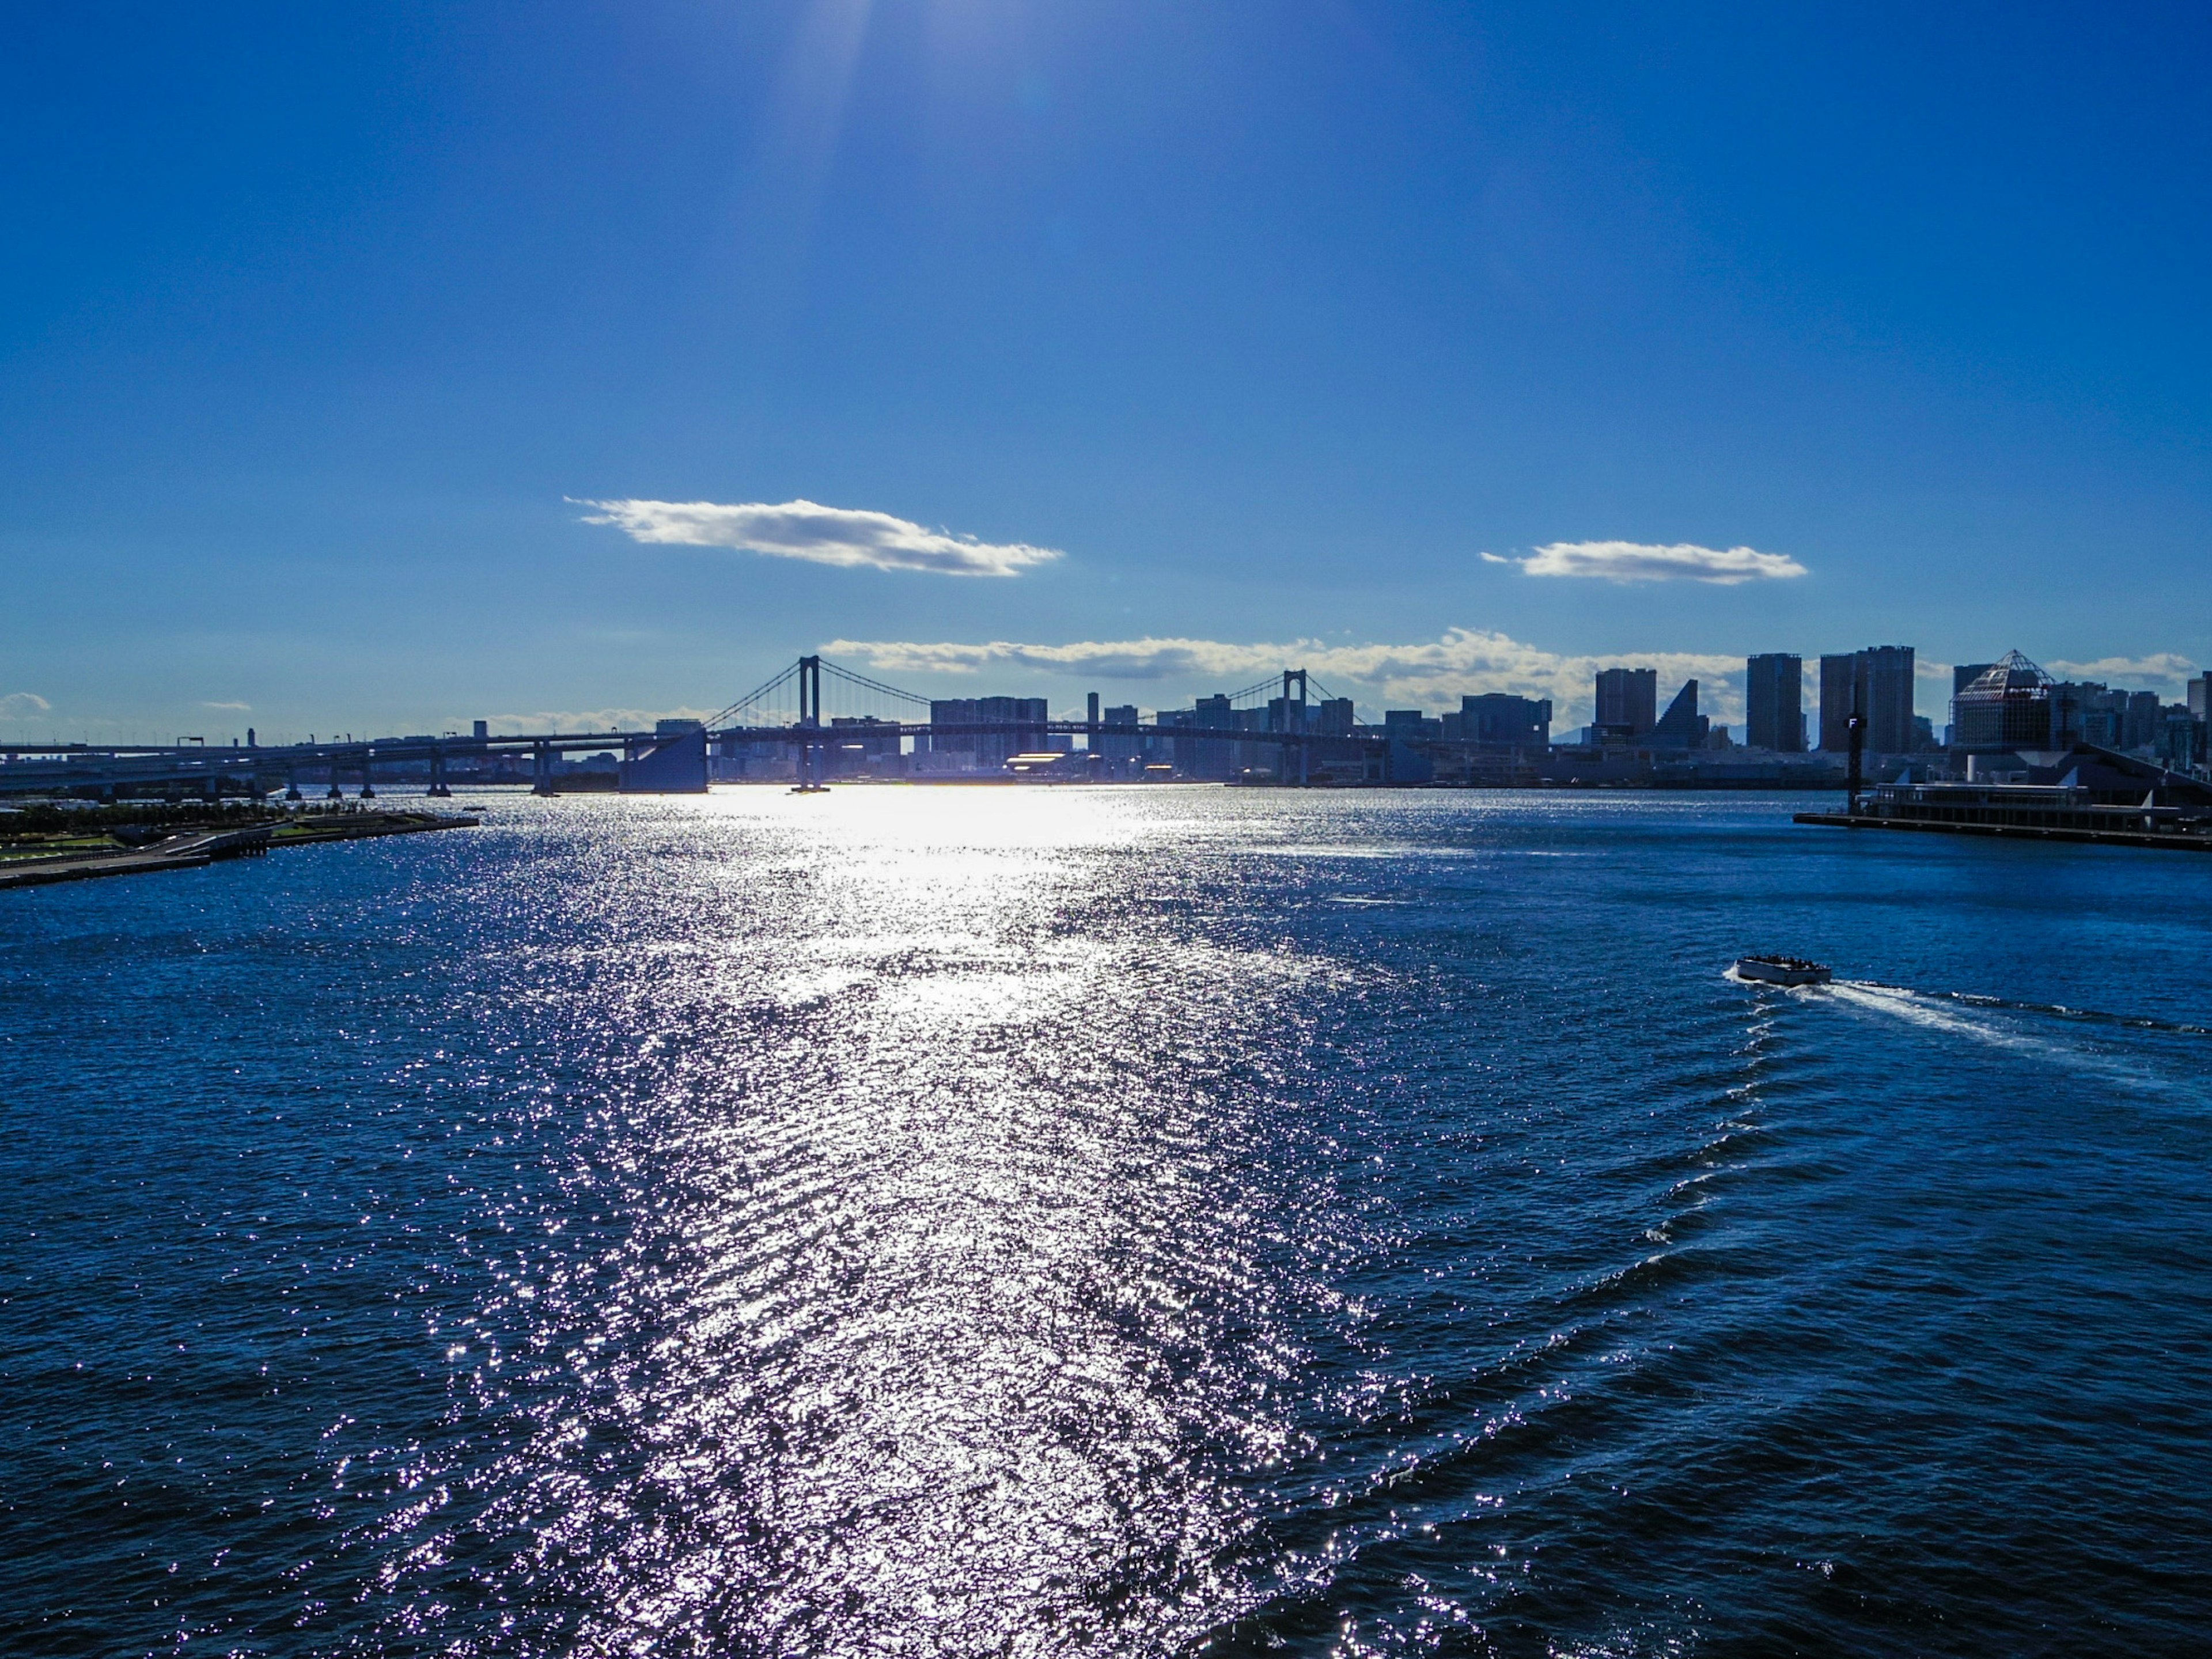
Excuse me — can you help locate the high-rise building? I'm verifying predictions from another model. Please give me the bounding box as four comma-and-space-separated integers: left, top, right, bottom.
1100, 704, 1140, 766
1191, 694, 1236, 778
1744, 654, 1804, 752
926, 698, 980, 763
1648, 680, 1709, 748
1593, 668, 1658, 737
975, 696, 1047, 768
1457, 693, 1551, 748
2161, 705, 2202, 770
2190, 674, 2211, 724
2124, 691, 2164, 751
2048, 681, 2103, 748
1952, 652, 2055, 752
1861, 646, 1916, 755
1817, 655, 1858, 752
1820, 646, 1916, 753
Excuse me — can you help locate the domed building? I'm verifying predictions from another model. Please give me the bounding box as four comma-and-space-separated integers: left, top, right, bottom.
1950, 650, 2055, 752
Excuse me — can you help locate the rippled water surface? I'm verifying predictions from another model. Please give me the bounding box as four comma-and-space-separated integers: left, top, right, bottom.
5, 788, 2210, 1657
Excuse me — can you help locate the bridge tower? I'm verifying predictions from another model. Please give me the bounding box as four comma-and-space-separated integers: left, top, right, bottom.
1283, 669, 1309, 786
797, 654, 823, 788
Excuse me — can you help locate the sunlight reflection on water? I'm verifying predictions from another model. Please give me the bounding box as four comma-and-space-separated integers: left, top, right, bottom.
368, 789, 1352, 1654
9, 787, 2212, 1658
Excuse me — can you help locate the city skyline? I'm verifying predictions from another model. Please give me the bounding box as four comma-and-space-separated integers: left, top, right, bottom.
3, 623, 2195, 748
5, 5, 2211, 740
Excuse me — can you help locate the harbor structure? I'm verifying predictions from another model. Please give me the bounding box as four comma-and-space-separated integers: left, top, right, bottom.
1799, 743, 2212, 851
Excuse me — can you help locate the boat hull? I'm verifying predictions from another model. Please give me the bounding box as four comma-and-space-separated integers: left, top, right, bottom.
1734, 957, 1832, 987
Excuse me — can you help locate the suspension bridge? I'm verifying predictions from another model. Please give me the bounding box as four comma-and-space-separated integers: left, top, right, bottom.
0, 655, 1413, 799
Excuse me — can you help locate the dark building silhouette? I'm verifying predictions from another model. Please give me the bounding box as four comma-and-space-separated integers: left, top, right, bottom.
1745, 654, 1804, 752
1457, 693, 1551, 748
1649, 680, 1710, 748
1952, 651, 2055, 751
927, 696, 1046, 768
1820, 646, 1916, 753
1594, 668, 1658, 738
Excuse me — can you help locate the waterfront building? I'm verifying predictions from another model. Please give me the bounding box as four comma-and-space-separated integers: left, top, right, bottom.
1951, 652, 2056, 751
2048, 681, 2090, 748
1820, 646, 1916, 753
2125, 691, 2164, 752
1456, 693, 1552, 748
1861, 646, 1916, 754
827, 716, 900, 777
1818, 655, 1857, 752
925, 698, 980, 766
1190, 694, 1237, 779
1316, 698, 1356, 736
922, 696, 1046, 770
1648, 680, 1710, 748
1594, 668, 1658, 737
976, 696, 1047, 769
1745, 654, 1804, 752
2191, 674, 2211, 724
1100, 705, 1141, 768
2161, 706, 2203, 770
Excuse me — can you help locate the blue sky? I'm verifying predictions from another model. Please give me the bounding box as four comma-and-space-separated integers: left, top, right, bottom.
3, 1, 2208, 739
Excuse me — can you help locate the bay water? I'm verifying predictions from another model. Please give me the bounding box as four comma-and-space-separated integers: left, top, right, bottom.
3, 789, 2208, 1656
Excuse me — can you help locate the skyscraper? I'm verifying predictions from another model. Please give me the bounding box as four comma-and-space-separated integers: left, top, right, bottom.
1817, 654, 1859, 752
1744, 654, 1803, 752
1820, 646, 1916, 753
1458, 694, 1551, 748
1648, 680, 1709, 748
1593, 668, 1658, 738
1861, 646, 1916, 755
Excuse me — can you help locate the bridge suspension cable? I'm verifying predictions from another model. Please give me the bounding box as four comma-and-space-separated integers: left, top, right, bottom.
703, 662, 800, 730
1222, 675, 1287, 707
816, 658, 934, 707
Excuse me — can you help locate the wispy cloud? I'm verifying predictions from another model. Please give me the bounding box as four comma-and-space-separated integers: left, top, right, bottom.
1511, 540, 1808, 584
202, 700, 251, 711
0, 692, 52, 721
2045, 653, 2197, 692
576, 498, 1062, 578
824, 629, 1749, 723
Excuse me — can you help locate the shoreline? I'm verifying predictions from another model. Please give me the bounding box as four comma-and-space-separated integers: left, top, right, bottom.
0, 810, 479, 891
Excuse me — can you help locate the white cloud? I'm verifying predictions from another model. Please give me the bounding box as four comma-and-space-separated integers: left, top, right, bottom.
2045, 654, 2197, 692
0, 692, 52, 721
575, 497, 1062, 578
824, 628, 1749, 724
1514, 540, 1808, 584
1479, 551, 1512, 565
202, 700, 251, 711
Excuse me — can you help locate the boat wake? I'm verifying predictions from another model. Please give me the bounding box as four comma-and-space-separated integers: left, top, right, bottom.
1828, 979, 2211, 1038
